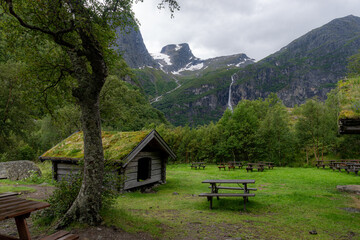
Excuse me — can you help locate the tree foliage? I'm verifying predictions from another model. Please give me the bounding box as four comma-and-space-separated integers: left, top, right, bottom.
0, 0, 179, 228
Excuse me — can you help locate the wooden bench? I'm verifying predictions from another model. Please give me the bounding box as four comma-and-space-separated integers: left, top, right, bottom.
227, 162, 235, 170
246, 166, 253, 172
41, 230, 79, 240
345, 164, 360, 176
199, 193, 255, 210
234, 162, 243, 169
218, 163, 226, 170
257, 165, 265, 172
209, 186, 257, 192
190, 162, 206, 170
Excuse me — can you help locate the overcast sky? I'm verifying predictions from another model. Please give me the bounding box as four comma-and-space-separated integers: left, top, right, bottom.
133, 0, 360, 61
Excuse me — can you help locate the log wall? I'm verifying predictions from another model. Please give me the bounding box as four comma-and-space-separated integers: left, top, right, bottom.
123, 151, 165, 190
53, 162, 81, 181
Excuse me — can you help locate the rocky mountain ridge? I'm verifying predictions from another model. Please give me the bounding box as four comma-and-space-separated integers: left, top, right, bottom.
151, 43, 254, 75
230, 15, 360, 107
153, 15, 360, 126
115, 15, 360, 126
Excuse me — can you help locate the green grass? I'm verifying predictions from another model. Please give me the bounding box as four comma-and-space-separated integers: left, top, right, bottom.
0, 184, 35, 194
104, 164, 360, 239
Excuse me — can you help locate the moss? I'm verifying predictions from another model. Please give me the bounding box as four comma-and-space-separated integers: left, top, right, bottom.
42, 130, 152, 161
338, 77, 360, 120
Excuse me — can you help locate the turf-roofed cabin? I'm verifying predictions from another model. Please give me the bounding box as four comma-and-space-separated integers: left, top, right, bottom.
39, 130, 176, 191
338, 77, 360, 134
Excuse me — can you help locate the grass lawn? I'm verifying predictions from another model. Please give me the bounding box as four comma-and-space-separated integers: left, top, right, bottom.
103, 164, 360, 240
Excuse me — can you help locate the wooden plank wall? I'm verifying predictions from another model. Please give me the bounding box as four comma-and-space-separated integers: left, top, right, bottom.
55, 163, 81, 182
124, 152, 164, 190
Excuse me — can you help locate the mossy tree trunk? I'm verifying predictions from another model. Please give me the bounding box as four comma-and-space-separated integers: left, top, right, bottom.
59, 43, 107, 226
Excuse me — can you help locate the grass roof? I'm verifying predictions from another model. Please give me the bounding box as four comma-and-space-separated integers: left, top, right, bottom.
338, 77, 360, 120
41, 130, 152, 161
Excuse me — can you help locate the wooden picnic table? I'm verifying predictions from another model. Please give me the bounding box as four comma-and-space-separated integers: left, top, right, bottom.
260, 162, 274, 169
199, 179, 256, 211
217, 163, 226, 170
190, 162, 206, 170
316, 160, 336, 169
345, 163, 360, 175
246, 163, 265, 172
0, 193, 50, 240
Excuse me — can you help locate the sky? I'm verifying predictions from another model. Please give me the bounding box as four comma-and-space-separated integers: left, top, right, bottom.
133, 0, 360, 61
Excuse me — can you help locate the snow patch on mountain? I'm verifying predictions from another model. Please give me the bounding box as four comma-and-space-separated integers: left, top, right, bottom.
172, 62, 204, 75
151, 53, 172, 65
175, 44, 182, 51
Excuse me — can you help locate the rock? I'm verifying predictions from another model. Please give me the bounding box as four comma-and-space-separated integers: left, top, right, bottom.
0, 160, 41, 180
341, 207, 360, 213
337, 185, 360, 194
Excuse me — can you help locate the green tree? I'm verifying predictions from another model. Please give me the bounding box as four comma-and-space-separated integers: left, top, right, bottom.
0, 61, 37, 160
216, 100, 265, 162
348, 51, 360, 77
0, 0, 179, 227
257, 98, 294, 166
295, 98, 338, 164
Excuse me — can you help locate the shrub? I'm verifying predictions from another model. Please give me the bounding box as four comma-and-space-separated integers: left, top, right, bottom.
36, 162, 121, 226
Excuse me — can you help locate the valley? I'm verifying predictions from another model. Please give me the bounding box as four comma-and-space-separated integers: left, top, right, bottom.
116, 15, 360, 126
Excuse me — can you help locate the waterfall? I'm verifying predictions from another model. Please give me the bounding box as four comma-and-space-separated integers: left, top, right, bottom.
227, 74, 236, 112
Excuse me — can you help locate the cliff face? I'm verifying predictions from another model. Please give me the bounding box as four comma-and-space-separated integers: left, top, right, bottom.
231, 15, 360, 107
114, 25, 158, 69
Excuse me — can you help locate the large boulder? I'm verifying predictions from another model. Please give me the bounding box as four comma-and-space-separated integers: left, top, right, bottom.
0, 160, 41, 180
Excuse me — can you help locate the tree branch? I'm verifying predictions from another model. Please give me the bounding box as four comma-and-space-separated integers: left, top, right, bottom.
4, 0, 76, 49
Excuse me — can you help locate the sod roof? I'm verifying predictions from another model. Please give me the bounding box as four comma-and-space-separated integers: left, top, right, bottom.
41, 130, 152, 161
338, 77, 360, 120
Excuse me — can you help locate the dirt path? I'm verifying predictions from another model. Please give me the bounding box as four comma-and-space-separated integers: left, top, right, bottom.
0, 184, 153, 240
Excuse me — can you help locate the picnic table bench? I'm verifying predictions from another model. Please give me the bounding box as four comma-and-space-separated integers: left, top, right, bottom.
345, 163, 360, 176
0, 192, 78, 240
217, 163, 226, 170
0, 192, 50, 240
261, 162, 274, 169
227, 162, 236, 170
199, 179, 256, 211
246, 163, 265, 172
41, 230, 79, 240
316, 160, 335, 169
190, 162, 206, 170
234, 161, 243, 169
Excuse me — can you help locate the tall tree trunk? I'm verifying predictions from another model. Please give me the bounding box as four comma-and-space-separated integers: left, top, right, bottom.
306, 147, 309, 165
59, 96, 104, 227
313, 146, 318, 162
58, 41, 107, 227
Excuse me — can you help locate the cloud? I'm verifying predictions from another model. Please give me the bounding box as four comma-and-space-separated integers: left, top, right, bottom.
133, 0, 360, 61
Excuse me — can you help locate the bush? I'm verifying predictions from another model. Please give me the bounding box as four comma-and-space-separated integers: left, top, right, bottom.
18, 144, 36, 160
36, 162, 121, 226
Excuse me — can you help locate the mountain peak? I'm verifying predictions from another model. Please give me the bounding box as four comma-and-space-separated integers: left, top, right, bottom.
152, 43, 253, 75
160, 43, 193, 56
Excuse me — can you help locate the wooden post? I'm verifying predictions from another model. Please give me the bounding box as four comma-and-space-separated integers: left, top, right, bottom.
15, 215, 31, 240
